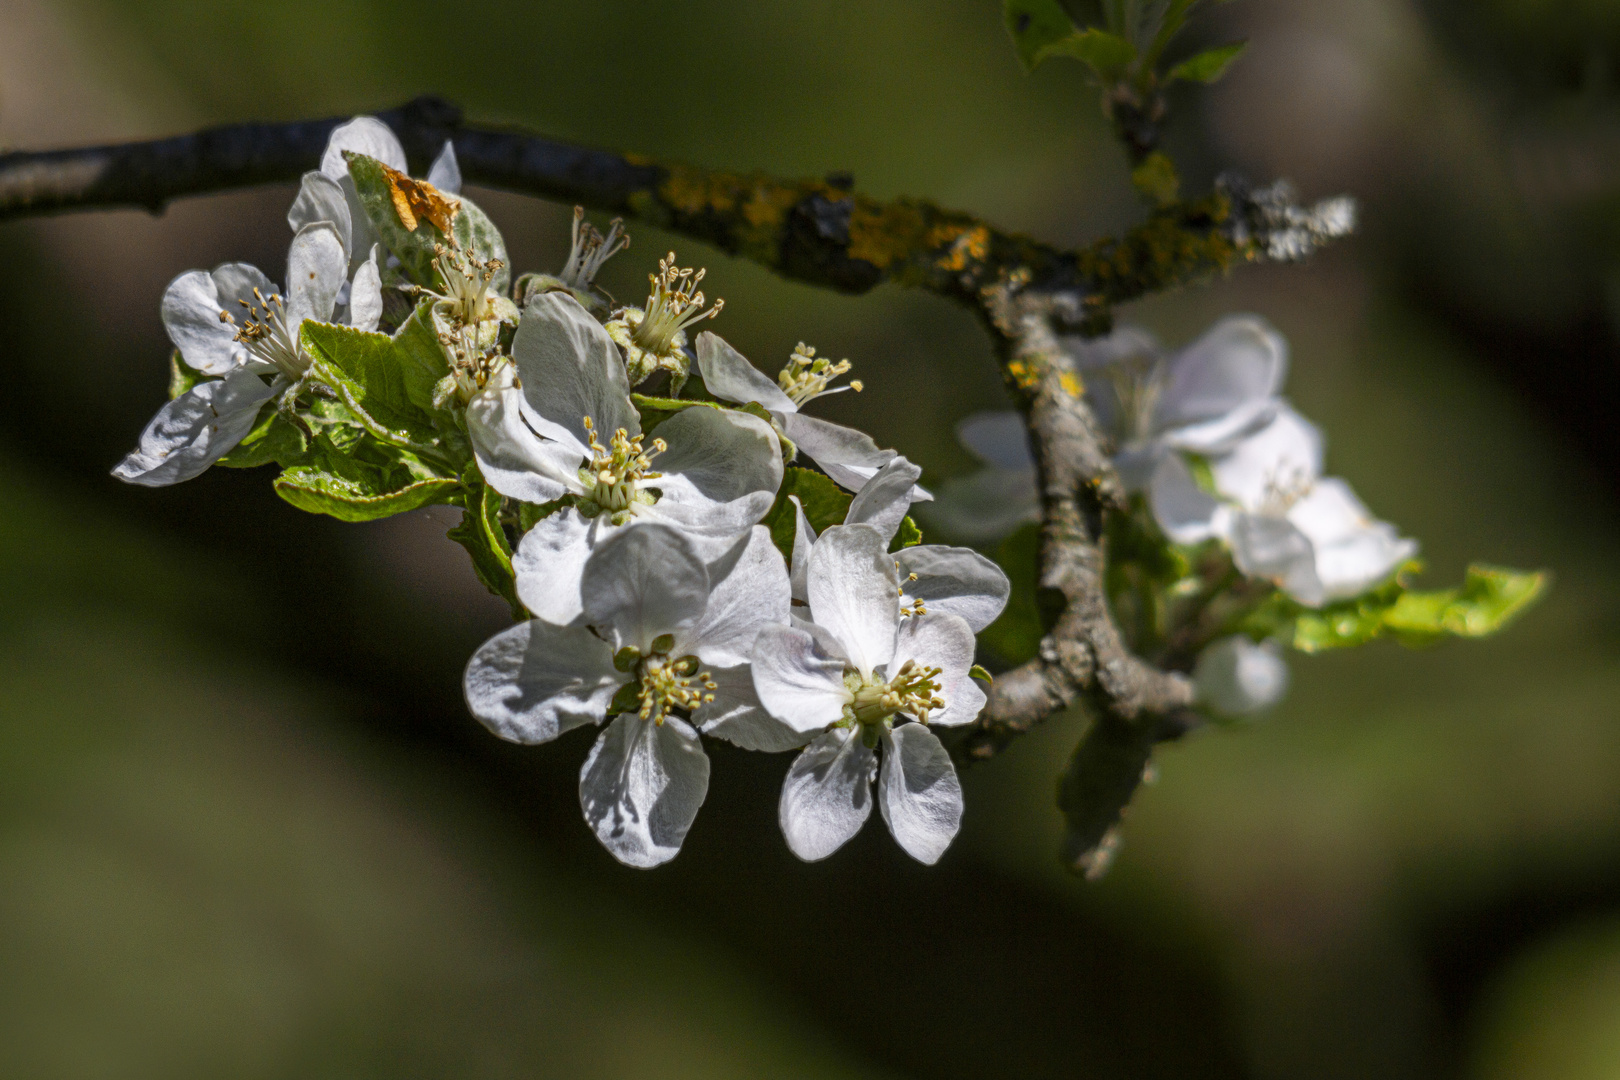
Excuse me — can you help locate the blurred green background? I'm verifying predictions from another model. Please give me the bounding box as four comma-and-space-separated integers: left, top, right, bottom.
1, 0, 1618, 1076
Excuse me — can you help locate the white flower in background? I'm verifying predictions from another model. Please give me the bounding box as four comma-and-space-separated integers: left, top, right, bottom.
696, 332, 929, 500
605, 252, 724, 391
918, 411, 1039, 544
1193, 636, 1290, 716
113, 222, 379, 487
466, 292, 783, 625
464, 524, 795, 867
1076, 315, 1288, 493
752, 524, 986, 864
790, 456, 1011, 633
288, 115, 460, 275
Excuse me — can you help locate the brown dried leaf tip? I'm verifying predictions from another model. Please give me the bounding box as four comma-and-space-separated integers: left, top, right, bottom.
381, 163, 458, 234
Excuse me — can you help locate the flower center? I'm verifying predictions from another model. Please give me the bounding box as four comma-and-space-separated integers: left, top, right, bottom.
231, 289, 309, 380
1256, 468, 1314, 516
636, 651, 716, 725
628, 252, 722, 356
559, 207, 630, 290
778, 342, 861, 405
430, 243, 503, 325
579, 416, 664, 515
845, 659, 946, 729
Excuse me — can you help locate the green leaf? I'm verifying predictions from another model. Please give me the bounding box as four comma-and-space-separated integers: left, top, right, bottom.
301, 320, 439, 443
1037, 28, 1137, 78
391, 301, 455, 416
977, 522, 1048, 667
760, 467, 854, 560
1130, 151, 1180, 206
893, 515, 924, 550
168, 350, 207, 400
1166, 41, 1246, 83
273, 438, 461, 523
1242, 563, 1548, 653
345, 153, 509, 293
216, 405, 309, 470
630, 393, 723, 435
1003, 0, 1076, 71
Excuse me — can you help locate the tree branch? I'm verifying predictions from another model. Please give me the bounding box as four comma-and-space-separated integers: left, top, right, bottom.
0, 95, 1355, 872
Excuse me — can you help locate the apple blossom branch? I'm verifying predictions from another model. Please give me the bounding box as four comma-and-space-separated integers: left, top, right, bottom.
0, 94, 1356, 871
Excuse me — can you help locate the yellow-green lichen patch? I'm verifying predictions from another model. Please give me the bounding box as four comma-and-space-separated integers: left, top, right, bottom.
846, 198, 930, 270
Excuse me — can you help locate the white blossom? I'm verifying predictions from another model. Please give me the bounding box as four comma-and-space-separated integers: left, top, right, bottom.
696, 331, 929, 499
463, 524, 796, 867
1193, 636, 1290, 716
792, 456, 1011, 632
467, 292, 783, 625
918, 411, 1039, 544
752, 524, 985, 864
113, 222, 379, 487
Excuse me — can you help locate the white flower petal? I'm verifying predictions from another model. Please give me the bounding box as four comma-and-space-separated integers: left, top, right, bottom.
1193, 636, 1290, 716
287, 171, 352, 254
878, 724, 963, 865
788, 495, 817, 604
776, 411, 895, 492
345, 244, 383, 332
1154, 314, 1288, 434
467, 380, 576, 505
894, 545, 1010, 632
676, 526, 790, 667
650, 406, 783, 511
1210, 406, 1323, 511
111, 368, 274, 487
512, 291, 638, 447
1149, 453, 1222, 544
320, 115, 408, 179
1229, 511, 1324, 606
581, 523, 710, 651
426, 140, 462, 195
695, 664, 812, 752
580, 714, 709, 868
779, 728, 877, 862
845, 456, 923, 546
1059, 324, 1160, 371
462, 619, 622, 744
954, 410, 1034, 471
695, 331, 797, 413
641, 489, 777, 539
1159, 397, 1279, 456
513, 508, 608, 626
284, 221, 347, 327
888, 612, 983, 727
750, 623, 852, 734
161, 265, 272, 375
1286, 479, 1417, 602
919, 467, 1039, 544
806, 524, 899, 679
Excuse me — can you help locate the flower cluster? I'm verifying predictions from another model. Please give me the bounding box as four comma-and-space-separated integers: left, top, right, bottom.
928, 315, 1419, 718
113, 115, 1008, 869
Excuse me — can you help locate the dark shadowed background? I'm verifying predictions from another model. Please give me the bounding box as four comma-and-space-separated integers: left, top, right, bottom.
1, 1, 1618, 1077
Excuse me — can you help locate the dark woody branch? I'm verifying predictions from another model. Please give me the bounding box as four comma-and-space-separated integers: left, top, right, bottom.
0, 94, 1354, 871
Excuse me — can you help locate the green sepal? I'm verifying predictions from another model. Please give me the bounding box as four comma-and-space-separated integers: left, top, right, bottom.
613, 647, 640, 673
344, 153, 510, 293
608, 680, 643, 718
969, 664, 994, 683
760, 467, 854, 560
1003, 0, 1076, 71
167, 350, 207, 400
1037, 28, 1137, 78
893, 516, 924, 550
1166, 41, 1247, 83
216, 404, 309, 470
